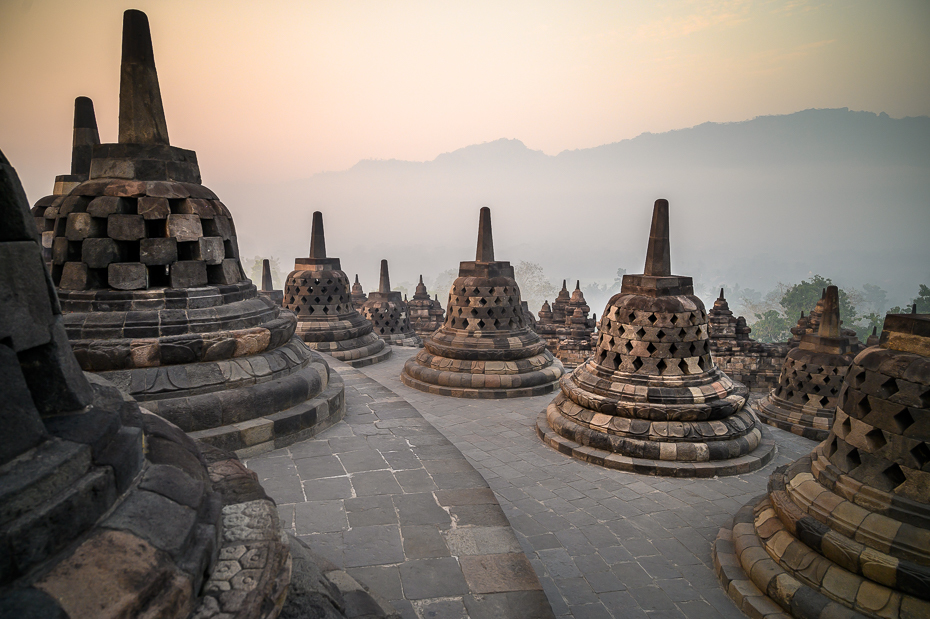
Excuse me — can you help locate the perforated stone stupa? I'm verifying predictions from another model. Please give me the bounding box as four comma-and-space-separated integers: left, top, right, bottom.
713, 311, 930, 619
360, 259, 422, 347
756, 286, 853, 441
283, 211, 391, 367
537, 199, 775, 476
31, 96, 101, 264
0, 147, 294, 619
45, 10, 344, 455
401, 207, 563, 398
350, 274, 367, 310
707, 288, 788, 391
408, 275, 445, 337
537, 281, 597, 370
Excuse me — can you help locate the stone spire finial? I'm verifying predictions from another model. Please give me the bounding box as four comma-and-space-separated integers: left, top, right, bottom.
476, 207, 494, 262
261, 259, 273, 291
71, 97, 100, 178
562, 280, 567, 291
818, 285, 841, 338
309, 211, 326, 259
719, 288, 725, 300
575, 280, 580, 290
913, 303, 918, 314
355, 274, 360, 284
118, 9, 169, 145
379, 259, 391, 294
643, 199, 671, 277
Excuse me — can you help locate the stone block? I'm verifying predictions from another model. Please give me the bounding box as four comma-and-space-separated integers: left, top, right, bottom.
18, 318, 94, 415
167, 214, 202, 242
59, 262, 104, 291
65, 213, 105, 241
108, 263, 148, 290
51, 237, 72, 265
86, 196, 131, 218
208, 259, 240, 285
41, 230, 54, 249
192, 237, 224, 265
0, 241, 55, 351
177, 198, 215, 219
0, 343, 47, 465
170, 260, 208, 288
137, 197, 170, 220
0, 159, 39, 243
107, 214, 145, 241
140, 238, 178, 265
59, 195, 90, 216
82, 238, 122, 269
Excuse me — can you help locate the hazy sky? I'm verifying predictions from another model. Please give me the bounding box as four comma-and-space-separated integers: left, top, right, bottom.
2, 0, 929, 201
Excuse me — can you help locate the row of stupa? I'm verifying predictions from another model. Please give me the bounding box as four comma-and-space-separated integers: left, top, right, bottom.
7, 7, 928, 618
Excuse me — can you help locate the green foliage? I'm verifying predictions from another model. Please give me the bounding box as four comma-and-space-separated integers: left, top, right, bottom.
750, 310, 792, 343
914, 284, 930, 313
779, 274, 858, 326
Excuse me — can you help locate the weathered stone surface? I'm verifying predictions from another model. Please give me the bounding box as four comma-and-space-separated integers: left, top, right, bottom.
59, 262, 104, 290
87, 196, 131, 217
140, 237, 178, 265
64, 213, 105, 240
361, 260, 422, 348
0, 241, 54, 351
107, 214, 145, 241
81, 237, 121, 269
170, 260, 208, 288
190, 236, 224, 265
207, 258, 240, 285
138, 196, 170, 219
167, 213, 203, 242
178, 198, 215, 219
108, 262, 148, 290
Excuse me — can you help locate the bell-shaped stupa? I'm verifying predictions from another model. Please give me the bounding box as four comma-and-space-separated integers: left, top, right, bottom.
350, 273, 367, 309
46, 10, 344, 455
408, 275, 445, 337
757, 286, 853, 441
360, 259, 422, 347
402, 207, 564, 398
284, 211, 391, 367
0, 148, 294, 618
537, 199, 775, 476
32, 96, 101, 264
713, 310, 930, 618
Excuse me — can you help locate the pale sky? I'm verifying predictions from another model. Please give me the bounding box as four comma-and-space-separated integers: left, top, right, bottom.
2, 0, 929, 202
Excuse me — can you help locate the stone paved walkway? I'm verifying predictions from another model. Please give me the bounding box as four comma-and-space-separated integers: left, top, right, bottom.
356, 349, 815, 619
245, 359, 553, 619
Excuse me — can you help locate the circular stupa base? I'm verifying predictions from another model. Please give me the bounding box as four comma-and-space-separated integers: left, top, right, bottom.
536, 410, 775, 477
756, 395, 831, 442
304, 330, 393, 367
381, 332, 423, 347
336, 344, 393, 368
401, 353, 563, 399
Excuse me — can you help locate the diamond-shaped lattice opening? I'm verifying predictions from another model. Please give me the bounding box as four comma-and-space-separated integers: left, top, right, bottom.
314, 278, 321, 285
479, 297, 487, 305
322, 306, 329, 314
656, 329, 665, 340
461, 318, 469, 328
825, 436, 838, 457
670, 314, 679, 325
697, 356, 707, 371
648, 313, 657, 324
816, 395, 828, 407
883, 462, 906, 488
786, 389, 795, 399
894, 408, 915, 434
624, 341, 634, 354
920, 389, 930, 409
678, 358, 691, 375
864, 428, 887, 451
656, 359, 668, 374
646, 342, 657, 355
878, 378, 899, 399
854, 394, 872, 419
841, 416, 852, 436
845, 447, 862, 470
688, 343, 698, 356
669, 342, 679, 355
471, 308, 478, 316
477, 319, 485, 328
635, 327, 646, 338
632, 357, 643, 371
911, 443, 930, 469
850, 369, 866, 388
488, 287, 495, 294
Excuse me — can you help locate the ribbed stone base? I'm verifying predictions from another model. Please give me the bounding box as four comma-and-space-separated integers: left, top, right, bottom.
536, 410, 775, 477
756, 395, 831, 442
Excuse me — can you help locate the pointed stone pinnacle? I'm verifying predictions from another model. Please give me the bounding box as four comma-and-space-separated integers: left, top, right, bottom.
719, 288, 725, 299
644, 199, 671, 277
562, 280, 567, 291
261, 259, 273, 291
71, 97, 100, 178
575, 280, 580, 291
913, 303, 918, 314
309, 211, 326, 258
476, 207, 494, 262
419, 275, 424, 284
118, 9, 169, 145
379, 260, 391, 294
872, 326, 877, 335
818, 286, 842, 338
355, 274, 359, 283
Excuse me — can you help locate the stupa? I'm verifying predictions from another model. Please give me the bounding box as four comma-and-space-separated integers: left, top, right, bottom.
707, 288, 788, 391
350, 274, 367, 309
521, 300, 537, 330
46, 10, 344, 455
408, 275, 445, 337
713, 311, 930, 619
257, 258, 284, 305
556, 307, 596, 369
866, 325, 880, 346
360, 259, 422, 347
537, 199, 775, 476
757, 286, 853, 441
401, 207, 563, 398
283, 211, 391, 367
552, 279, 571, 322
31, 96, 101, 264
0, 148, 293, 618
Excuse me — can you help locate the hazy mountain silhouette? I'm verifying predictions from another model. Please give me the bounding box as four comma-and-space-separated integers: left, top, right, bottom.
222, 108, 929, 312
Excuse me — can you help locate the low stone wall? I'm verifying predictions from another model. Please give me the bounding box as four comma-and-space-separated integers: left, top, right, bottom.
713, 351, 785, 392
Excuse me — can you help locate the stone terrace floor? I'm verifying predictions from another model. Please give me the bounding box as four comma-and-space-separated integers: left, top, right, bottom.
248, 348, 815, 619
